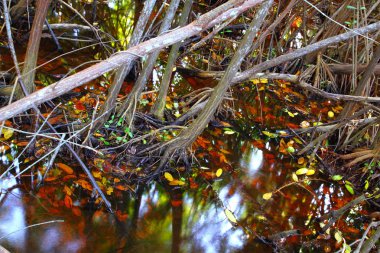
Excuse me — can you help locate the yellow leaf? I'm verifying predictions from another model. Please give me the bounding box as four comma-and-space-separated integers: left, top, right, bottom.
260, 78, 268, 83
263, 192, 272, 200
296, 168, 309, 175
224, 209, 238, 223
287, 111, 295, 117
251, 79, 260, 84
92, 171, 102, 179
216, 168, 223, 177
2, 128, 14, 140
106, 187, 113, 195
292, 173, 298, 182
164, 172, 174, 182
306, 169, 315, 176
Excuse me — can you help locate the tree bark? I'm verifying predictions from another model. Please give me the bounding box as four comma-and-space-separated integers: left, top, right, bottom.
150, 0, 193, 119
16, 0, 52, 98
159, 0, 273, 168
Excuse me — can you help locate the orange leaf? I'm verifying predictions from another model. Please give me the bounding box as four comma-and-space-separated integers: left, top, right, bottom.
115, 184, 128, 191
72, 207, 82, 216
76, 179, 93, 191
56, 163, 74, 174
64, 195, 72, 208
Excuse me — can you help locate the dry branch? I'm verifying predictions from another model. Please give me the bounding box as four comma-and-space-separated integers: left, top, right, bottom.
0, 0, 263, 122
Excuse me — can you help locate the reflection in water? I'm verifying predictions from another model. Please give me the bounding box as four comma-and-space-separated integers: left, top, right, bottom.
0, 178, 26, 252
240, 144, 264, 178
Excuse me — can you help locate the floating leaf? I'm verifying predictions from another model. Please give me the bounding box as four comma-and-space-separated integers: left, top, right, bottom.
164, 172, 174, 182
300, 121, 310, 128
364, 180, 369, 190
334, 230, 343, 243
298, 157, 305, 164
106, 187, 114, 195
263, 192, 273, 200
224, 209, 238, 223
332, 175, 343, 181
169, 179, 185, 186
345, 184, 354, 195
63, 185, 72, 196
92, 171, 102, 179
328, 111, 335, 118
76, 179, 93, 191
287, 146, 295, 153
262, 131, 278, 138
56, 163, 74, 174
344, 243, 351, 253
216, 168, 223, 177
64, 195, 72, 208
2, 128, 14, 140
296, 168, 309, 175
287, 111, 295, 117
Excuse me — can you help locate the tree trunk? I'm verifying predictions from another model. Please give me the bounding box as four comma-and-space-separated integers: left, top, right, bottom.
16, 0, 52, 98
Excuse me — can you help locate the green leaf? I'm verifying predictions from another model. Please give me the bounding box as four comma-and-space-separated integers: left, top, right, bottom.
364, 180, 369, 190
332, 175, 343, 181
345, 184, 354, 194
262, 131, 278, 138
346, 5, 356, 10
287, 146, 295, 153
